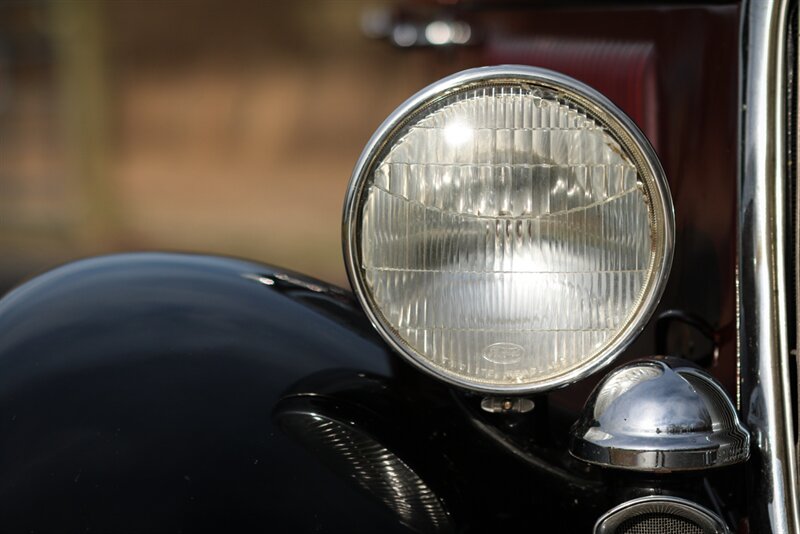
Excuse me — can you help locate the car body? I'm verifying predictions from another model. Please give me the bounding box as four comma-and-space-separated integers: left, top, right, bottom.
0, 0, 795, 532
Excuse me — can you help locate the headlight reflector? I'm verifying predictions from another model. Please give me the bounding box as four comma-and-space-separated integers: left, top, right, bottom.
344, 66, 674, 393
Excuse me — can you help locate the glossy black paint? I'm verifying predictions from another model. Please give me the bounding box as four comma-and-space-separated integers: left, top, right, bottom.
0, 254, 404, 532
0, 253, 611, 533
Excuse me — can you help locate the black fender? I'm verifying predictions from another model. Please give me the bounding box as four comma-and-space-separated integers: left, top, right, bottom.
0, 253, 603, 533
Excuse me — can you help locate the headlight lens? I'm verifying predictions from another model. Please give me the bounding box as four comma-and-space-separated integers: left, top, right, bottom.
344, 66, 673, 393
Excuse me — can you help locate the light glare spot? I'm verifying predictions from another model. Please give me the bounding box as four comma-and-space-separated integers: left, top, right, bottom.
425, 21, 452, 45
450, 22, 471, 44
443, 121, 473, 146
392, 24, 417, 47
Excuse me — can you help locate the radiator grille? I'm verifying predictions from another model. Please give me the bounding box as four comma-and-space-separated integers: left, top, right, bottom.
617, 512, 703, 534
595, 496, 728, 534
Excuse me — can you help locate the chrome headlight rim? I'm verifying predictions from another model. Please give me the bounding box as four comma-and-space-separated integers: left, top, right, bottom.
343, 65, 675, 394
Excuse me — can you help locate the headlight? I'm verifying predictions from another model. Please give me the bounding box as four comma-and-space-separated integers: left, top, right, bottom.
343, 66, 674, 394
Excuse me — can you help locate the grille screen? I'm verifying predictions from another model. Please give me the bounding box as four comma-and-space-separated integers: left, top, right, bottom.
618, 513, 703, 534
595, 497, 727, 534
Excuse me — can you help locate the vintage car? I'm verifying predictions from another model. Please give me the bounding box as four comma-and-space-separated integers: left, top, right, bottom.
0, 0, 794, 532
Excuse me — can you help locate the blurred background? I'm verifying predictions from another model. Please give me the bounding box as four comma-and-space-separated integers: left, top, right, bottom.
0, 0, 474, 289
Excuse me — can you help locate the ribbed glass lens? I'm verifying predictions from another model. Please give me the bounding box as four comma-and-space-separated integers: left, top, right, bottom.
348, 73, 671, 391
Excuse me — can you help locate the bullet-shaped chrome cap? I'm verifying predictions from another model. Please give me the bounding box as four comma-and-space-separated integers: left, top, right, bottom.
569, 357, 750, 472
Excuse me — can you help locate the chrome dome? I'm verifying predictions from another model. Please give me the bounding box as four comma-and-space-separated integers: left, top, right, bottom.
569, 357, 750, 472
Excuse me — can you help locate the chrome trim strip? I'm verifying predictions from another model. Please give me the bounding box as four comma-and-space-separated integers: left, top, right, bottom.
342, 65, 674, 394
740, 0, 799, 532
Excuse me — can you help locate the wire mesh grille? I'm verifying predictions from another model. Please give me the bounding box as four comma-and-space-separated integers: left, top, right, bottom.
617, 513, 703, 534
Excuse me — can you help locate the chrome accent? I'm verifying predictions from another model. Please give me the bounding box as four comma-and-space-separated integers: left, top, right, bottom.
342, 65, 675, 394
794, 8, 800, 534
740, 0, 800, 531
595, 496, 729, 534
570, 357, 749, 472
479, 396, 534, 414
